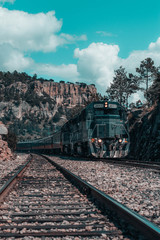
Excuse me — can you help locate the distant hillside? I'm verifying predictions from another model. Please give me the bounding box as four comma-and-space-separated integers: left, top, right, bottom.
0, 70, 98, 141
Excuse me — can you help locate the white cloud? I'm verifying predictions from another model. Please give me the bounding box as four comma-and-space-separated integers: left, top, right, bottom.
128, 91, 144, 103
96, 31, 116, 37
34, 63, 79, 81
0, 43, 78, 79
0, 7, 87, 76
0, 44, 33, 72
73, 38, 160, 96
149, 37, 160, 52
74, 42, 120, 93
121, 49, 160, 74
0, 0, 15, 3
1, 7, 160, 102
60, 33, 87, 43
0, 7, 87, 53
0, 7, 63, 52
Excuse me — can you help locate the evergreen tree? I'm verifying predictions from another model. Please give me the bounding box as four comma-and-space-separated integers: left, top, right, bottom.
106, 66, 127, 105
125, 73, 140, 108
147, 71, 160, 104
136, 58, 157, 92
106, 66, 140, 107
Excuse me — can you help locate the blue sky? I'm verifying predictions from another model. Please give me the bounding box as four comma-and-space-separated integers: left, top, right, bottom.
1, 0, 160, 97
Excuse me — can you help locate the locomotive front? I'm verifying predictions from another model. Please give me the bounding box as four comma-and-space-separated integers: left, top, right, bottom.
88, 101, 130, 158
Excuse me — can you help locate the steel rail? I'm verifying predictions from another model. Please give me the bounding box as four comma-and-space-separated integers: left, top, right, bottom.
0, 230, 119, 238
0, 155, 32, 204
43, 155, 160, 240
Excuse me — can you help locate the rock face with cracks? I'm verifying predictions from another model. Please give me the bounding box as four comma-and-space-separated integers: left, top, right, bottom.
0, 138, 13, 161
0, 74, 97, 141
129, 101, 160, 161
0, 122, 13, 161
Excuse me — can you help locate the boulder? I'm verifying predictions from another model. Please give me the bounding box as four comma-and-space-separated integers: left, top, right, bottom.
0, 122, 8, 135
0, 122, 13, 161
0, 139, 13, 161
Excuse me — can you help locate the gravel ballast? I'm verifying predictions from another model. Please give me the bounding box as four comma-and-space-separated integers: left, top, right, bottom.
50, 156, 160, 227
0, 153, 29, 188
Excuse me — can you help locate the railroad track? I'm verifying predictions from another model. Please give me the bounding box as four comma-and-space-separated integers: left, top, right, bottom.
0, 155, 32, 205
0, 154, 159, 239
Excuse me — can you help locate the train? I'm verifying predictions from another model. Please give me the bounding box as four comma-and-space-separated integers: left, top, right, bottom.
16, 101, 130, 158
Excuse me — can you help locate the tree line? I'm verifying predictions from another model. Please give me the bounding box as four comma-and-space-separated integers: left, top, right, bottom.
106, 58, 160, 108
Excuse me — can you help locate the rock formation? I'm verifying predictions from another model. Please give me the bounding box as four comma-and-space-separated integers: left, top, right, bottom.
0, 139, 13, 161
0, 122, 13, 161
0, 122, 8, 135
129, 102, 160, 161
0, 71, 98, 141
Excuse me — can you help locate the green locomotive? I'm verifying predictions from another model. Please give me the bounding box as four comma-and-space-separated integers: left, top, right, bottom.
17, 101, 130, 158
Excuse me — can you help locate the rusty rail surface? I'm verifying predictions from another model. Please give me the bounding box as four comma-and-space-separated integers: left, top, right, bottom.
0, 155, 32, 204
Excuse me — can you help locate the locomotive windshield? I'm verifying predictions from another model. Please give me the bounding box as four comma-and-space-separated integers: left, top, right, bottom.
104, 109, 118, 115
95, 108, 118, 115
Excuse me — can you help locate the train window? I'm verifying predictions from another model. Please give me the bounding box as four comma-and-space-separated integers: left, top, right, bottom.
104, 109, 118, 115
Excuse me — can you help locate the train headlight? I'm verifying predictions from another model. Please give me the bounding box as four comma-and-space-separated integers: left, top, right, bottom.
98, 139, 102, 143
105, 102, 108, 108
119, 139, 122, 143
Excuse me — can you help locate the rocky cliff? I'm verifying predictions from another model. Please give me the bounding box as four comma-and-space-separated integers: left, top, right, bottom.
129, 102, 160, 161
0, 137, 13, 161
0, 122, 13, 161
0, 71, 98, 141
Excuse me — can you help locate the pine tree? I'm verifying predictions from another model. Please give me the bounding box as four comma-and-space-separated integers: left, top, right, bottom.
136, 58, 157, 92
106, 66, 140, 108
147, 71, 160, 104
106, 66, 127, 105
125, 73, 140, 108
